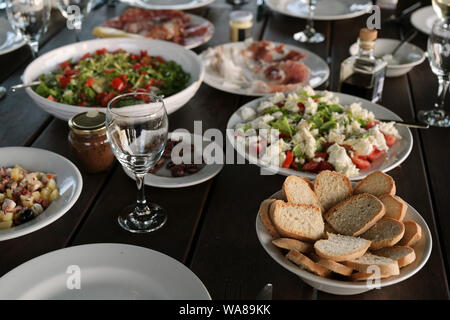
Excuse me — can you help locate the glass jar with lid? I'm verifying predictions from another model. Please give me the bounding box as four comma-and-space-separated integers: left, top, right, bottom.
68, 111, 115, 173
229, 10, 253, 42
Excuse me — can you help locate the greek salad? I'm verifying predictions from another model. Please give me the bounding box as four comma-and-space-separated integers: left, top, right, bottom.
0, 166, 59, 229
34, 48, 190, 107
234, 86, 401, 177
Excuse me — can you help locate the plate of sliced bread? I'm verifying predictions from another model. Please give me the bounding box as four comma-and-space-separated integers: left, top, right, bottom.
256, 170, 432, 295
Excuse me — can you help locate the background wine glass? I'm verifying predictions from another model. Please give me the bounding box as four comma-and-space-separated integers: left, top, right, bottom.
6, 0, 51, 58
293, 0, 324, 43
56, 0, 93, 42
432, 0, 450, 19
106, 93, 169, 233
418, 18, 450, 127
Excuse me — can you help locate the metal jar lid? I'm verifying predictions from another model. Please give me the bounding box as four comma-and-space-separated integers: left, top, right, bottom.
230, 10, 253, 23
68, 111, 106, 135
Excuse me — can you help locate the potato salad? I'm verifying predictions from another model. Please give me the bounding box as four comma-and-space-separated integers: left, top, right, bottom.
0, 166, 59, 229
234, 87, 401, 177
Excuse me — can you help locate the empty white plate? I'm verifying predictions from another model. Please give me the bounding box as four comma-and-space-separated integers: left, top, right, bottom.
0, 243, 211, 300
266, 0, 373, 21
410, 6, 439, 35
121, 0, 215, 10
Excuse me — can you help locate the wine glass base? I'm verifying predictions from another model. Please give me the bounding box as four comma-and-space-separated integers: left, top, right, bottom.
293, 30, 325, 43
418, 110, 450, 127
118, 203, 167, 233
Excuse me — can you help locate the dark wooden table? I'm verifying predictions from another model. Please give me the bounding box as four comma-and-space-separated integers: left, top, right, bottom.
0, 0, 449, 300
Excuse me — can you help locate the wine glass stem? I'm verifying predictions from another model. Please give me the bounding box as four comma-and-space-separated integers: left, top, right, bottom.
135, 173, 148, 215
435, 76, 449, 110
28, 40, 39, 59
307, 0, 315, 31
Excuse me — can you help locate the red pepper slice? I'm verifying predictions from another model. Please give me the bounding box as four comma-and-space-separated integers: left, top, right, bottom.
95, 48, 107, 56
111, 77, 125, 92
80, 53, 90, 60
85, 77, 95, 87
59, 60, 71, 69
282, 151, 294, 168
105, 68, 115, 74
58, 76, 71, 88
100, 92, 116, 107
155, 56, 165, 63
47, 95, 57, 101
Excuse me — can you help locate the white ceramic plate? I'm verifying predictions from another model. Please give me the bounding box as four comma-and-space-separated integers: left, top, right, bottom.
0, 147, 82, 241
226, 92, 413, 181
121, 0, 215, 10
201, 42, 330, 96
23, 38, 204, 121
123, 132, 224, 188
266, 0, 373, 21
0, 243, 211, 299
349, 38, 425, 77
410, 6, 439, 35
256, 190, 432, 295
0, 18, 26, 55
94, 13, 215, 50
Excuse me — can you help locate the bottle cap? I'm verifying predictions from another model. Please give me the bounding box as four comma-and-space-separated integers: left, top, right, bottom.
230, 10, 253, 22
359, 28, 378, 41
68, 111, 106, 135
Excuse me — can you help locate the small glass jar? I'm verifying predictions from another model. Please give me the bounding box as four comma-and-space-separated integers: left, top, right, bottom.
68, 111, 115, 173
229, 10, 253, 42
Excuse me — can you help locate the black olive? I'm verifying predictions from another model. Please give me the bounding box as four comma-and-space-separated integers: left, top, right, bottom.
18, 209, 35, 224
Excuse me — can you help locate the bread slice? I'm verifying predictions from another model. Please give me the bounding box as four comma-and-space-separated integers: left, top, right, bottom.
259, 199, 279, 238
286, 250, 331, 277
301, 177, 315, 191
344, 252, 400, 275
314, 170, 353, 211
398, 220, 422, 247
324, 193, 385, 236
314, 233, 371, 262
282, 176, 322, 210
379, 194, 407, 221
350, 271, 396, 281
272, 238, 313, 253
353, 171, 396, 196
316, 258, 354, 276
373, 246, 416, 268
360, 218, 405, 250
271, 202, 324, 242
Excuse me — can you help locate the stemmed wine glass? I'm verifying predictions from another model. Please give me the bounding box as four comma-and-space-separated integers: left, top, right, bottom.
418, 18, 450, 127
56, 0, 93, 42
6, 0, 51, 58
106, 92, 169, 233
293, 0, 324, 43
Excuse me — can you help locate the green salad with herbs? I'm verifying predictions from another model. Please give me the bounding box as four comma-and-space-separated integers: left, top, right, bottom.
34, 48, 190, 107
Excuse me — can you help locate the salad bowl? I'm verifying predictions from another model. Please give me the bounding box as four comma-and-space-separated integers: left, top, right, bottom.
23, 38, 204, 121
0, 147, 82, 241
226, 91, 413, 181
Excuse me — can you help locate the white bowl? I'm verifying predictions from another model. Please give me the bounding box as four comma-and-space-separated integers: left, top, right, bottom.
256, 190, 432, 295
349, 38, 425, 77
23, 38, 204, 121
0, 147, 83, 241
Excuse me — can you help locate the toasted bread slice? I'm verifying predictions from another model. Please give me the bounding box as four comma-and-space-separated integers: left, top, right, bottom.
314, 233, 371, 262
344, 252, 400, 275
350, 271, 396, 281
353, 171, 396, 196
361, 218, 405, 250
272, 238, 313, 253
324, 193, 385, 236
314, 170, 353, 211
316, 258, 354, 276
373, 246, 416, 268
272, 202, 324, 242
286, 250, 331, 277
259, 199, 279, 238
282, 176, 322, 210
398, 220, 422, 247
379, 194, 407, 221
